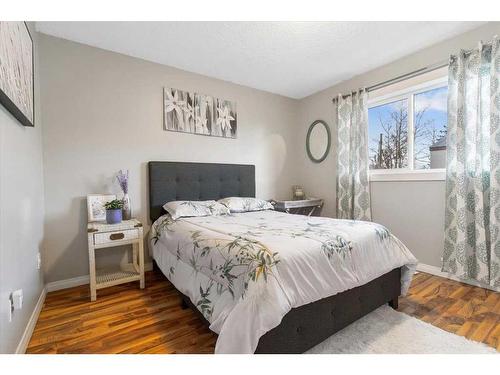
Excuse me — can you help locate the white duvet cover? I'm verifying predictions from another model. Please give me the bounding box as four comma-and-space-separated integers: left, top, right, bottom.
150, 210, 417, 353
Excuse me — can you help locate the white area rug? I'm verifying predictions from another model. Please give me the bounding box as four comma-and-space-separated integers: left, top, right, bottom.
306, 305, 497, 354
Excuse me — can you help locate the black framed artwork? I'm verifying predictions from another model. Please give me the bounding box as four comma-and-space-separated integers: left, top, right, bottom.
0, 22, 34, 127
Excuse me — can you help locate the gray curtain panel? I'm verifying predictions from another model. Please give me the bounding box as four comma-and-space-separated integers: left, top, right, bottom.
443, 37, 500, 288
336, 89, 371, 221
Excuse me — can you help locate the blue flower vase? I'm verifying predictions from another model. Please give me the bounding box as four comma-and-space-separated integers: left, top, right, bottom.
106, 208, 122, 224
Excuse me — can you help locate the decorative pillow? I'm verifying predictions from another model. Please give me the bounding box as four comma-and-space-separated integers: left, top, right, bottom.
163, 200, 230, 220
163, 200, 213, 220
218, 197, 274, 213
209, 201, 231, 216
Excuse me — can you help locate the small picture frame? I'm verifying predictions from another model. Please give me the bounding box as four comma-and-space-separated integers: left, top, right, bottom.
87, 194, 116, 222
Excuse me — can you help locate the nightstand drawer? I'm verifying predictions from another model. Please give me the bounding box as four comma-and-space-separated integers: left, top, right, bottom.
94, 229, 139, 245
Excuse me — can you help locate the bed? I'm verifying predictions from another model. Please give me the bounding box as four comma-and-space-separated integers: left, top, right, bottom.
148, 161, 417, 354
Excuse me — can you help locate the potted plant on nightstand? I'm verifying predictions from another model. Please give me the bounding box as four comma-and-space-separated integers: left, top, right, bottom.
104, 199, 124, 224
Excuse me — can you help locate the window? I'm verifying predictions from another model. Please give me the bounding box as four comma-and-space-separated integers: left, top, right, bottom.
369, 98, 409, 169
413, 86, 448, 169
368, 76, 448, 180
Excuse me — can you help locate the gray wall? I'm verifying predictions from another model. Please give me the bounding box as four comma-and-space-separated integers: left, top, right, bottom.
370, 181, 445, 266
0, 23, 45, 353
38, 34, 300, 283
296, 22, 500, 267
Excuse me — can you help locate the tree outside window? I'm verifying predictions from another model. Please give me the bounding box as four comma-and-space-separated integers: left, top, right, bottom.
368, 85, 448, 170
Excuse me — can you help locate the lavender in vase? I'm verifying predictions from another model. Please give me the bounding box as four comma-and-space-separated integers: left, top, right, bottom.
117, 169, 132, 220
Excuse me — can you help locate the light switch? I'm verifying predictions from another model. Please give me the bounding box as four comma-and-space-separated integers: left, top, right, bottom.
7, 300, 12, 322
12, 289, 23, 310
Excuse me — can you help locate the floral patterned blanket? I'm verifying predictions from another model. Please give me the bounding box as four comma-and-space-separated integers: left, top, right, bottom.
150, 210, 417, 353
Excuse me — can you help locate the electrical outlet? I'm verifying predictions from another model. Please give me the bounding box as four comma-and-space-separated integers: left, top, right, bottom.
37, 252, 41, 270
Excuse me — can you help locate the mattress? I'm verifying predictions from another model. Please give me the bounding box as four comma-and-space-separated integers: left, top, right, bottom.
149, 210, 417, 353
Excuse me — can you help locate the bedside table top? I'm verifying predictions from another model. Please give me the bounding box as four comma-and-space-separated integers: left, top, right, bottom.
88, 219, 142, 233
273, 198, 323, 210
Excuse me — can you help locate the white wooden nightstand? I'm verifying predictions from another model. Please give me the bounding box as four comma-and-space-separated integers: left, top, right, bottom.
87, 219, 145, 301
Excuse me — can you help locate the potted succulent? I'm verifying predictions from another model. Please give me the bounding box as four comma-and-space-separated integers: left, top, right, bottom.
104, 199, 124, 224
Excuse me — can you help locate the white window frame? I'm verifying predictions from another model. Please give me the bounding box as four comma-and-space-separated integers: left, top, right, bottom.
368, 76, 448, 182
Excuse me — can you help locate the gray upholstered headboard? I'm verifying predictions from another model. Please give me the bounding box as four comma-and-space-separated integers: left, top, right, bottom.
148, 161, 255, 222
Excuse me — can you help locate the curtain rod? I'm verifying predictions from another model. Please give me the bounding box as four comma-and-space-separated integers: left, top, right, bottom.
332, 59, 449, 102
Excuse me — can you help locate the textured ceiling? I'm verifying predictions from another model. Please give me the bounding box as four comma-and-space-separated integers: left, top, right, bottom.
36, 22, 485, 99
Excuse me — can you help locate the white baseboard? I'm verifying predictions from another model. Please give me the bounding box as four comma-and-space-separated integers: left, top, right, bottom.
416, 263, 500, 292
46, 262, 153, 292
15, 287, 46, 354
46, 274, 90, 292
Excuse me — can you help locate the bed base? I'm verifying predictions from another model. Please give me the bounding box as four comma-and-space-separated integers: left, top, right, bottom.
154, 261, 401, 354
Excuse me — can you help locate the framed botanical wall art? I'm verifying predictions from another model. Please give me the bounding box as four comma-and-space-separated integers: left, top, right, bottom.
87, 194, 116, 222
194, 93, 214, 135
0, 22, 34, 127
164, 88, 195, 133
164, 87, 237, 138
214, 97, 237, 138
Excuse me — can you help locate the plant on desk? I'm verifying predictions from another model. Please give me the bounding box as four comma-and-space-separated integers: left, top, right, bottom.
104, 199, 124, 224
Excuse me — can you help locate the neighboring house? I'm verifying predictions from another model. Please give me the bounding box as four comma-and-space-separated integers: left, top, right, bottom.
429, 136, 447, 169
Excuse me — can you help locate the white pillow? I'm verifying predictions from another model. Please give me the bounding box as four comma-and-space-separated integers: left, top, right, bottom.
163, 200, 229, 220
218, 197, 273, 213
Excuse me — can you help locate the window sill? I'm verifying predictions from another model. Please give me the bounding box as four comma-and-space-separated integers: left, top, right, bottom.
369, 169, 445, 182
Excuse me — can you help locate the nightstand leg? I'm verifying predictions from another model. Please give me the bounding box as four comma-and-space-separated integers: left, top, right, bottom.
88, 234, 97, 301
138, 229, 145, 289
132, 243, 139, 273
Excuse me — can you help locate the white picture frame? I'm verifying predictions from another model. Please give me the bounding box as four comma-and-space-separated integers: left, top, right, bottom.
87, 194, 116, 222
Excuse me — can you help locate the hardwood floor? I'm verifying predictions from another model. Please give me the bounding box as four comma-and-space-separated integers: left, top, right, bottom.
27, 270, 499, 353
27, 271, 216, 354
399, 272, 500, 350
